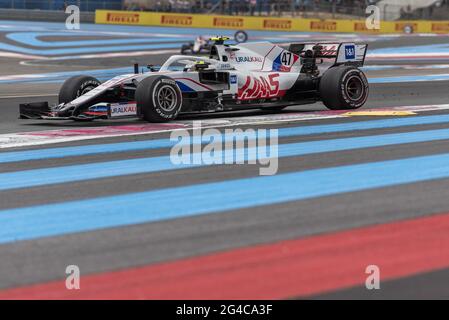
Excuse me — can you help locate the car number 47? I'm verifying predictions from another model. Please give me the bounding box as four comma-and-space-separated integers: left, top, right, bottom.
281, 52, 293, 65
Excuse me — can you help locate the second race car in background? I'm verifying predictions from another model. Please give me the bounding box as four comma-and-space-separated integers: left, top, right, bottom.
181, 30, 249, 54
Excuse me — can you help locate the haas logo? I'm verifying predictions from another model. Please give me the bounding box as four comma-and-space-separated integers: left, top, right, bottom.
238, 74, 280, 100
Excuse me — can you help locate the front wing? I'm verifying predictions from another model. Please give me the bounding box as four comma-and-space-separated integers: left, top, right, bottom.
19, 101, 138, 121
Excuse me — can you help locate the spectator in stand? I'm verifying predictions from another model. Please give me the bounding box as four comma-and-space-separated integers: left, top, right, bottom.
293, 0, 303, 15
234, 0, 242, 15
249, 0, 257, 15
194, 0, 202, 13
154, 1, 161, 12
229, 0, 235, 14
224, 0, 233, 15
243, 0, 250, 15
267, 0, 272, 15
403, 4, 412, 19
257, 0, 266, 16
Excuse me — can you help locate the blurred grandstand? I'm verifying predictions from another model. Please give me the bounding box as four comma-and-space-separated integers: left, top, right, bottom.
0, 0, 447, 20
0, 0, 121, 11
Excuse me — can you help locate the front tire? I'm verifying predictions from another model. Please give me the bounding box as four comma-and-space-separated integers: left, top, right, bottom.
319, 66, 369, 110
136, 76, 182, 122
59, 75, 101, 104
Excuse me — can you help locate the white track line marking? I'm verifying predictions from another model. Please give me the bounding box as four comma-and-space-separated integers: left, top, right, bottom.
0, 51, 45, 60
368, 53, 449, 59
19, 49, 179, 66
0, 94, 58, 99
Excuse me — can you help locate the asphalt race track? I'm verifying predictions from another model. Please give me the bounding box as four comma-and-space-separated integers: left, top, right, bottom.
2, 20, 449, 299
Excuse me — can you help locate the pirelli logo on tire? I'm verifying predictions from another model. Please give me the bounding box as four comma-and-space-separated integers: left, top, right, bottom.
213, 17, 244, 28
161, 78, 176, 85
160, 15, 193, 26
263, 19, 292, 30
106, 12, 140, 24
310, 21, 337, 31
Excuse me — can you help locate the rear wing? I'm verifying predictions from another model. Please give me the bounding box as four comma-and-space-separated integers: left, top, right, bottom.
288, 42, 368, 67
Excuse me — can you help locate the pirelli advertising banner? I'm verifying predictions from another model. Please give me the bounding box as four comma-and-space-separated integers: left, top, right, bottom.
95, 10, 449, 34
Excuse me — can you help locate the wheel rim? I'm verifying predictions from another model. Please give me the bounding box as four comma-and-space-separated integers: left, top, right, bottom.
156, 85, 178, 112
345, 75, 364, 101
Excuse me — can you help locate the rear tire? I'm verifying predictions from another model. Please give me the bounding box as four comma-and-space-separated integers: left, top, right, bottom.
136, 76, 182, 122
59, 75, 101, 104
319, 66, 368, 110
181, 44, 191, 54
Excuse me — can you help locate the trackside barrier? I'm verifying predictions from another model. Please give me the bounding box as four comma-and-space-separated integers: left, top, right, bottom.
95, 10, 449, 34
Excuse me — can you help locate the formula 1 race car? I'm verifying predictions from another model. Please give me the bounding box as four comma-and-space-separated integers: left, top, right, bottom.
19, 37, 369, 123
181, 31, 248, 54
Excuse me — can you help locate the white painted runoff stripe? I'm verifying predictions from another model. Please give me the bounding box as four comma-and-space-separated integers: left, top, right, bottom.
2, 104, 449, 149
4, 113, 449, 164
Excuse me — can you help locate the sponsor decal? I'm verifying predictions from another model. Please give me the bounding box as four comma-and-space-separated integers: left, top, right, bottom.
431, 22, 449, 33
395, 22, 417, 32
230, 74, 237, 84
354, 22, 379, 32
310, 21, 337, 31
160, 15, 192, 26
110, 103, 137, 118
106, 12, 140, 24
217, 63, 232, 70
213, 17, 244, 28
235, 56, 263, 63
263, 19, 292, 30
88, 104, 109, 113
345, 45, 356, 60
238, 73, 280, 100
